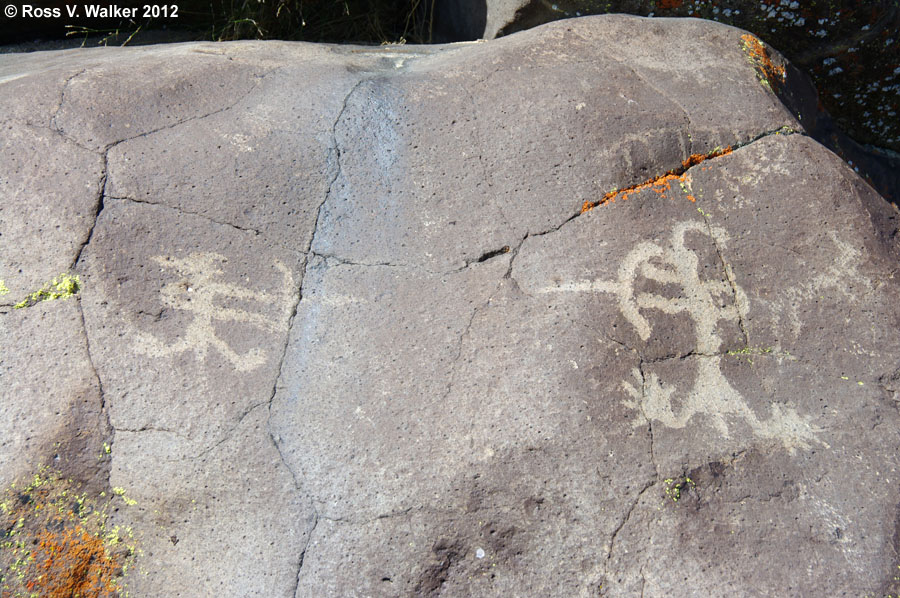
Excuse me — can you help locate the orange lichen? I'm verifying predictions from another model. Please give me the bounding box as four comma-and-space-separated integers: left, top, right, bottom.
30, 527, 123, 597
740, 33, 786, 90
582, 146, 732, 213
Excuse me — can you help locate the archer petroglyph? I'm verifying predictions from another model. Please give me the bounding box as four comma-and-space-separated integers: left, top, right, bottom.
133, 252, 294, 372
539, 220, 822, 449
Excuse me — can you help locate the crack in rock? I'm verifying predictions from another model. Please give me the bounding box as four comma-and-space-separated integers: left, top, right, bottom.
505, 127, 806, 281
317, 506, 418, 526
439, 282, 500, 405
266, 77, 365, 485
458, 81, 514, 236
63, 66, 287, 263
49, 68, 86, 132
312, 77, 366, 253
71, 149, 108, 271
110, 195, 263, 237
606, 478, 656, 563
697, 208, 751, 346
265, 77, 366, 598
598, 46, 694, 156
310, 251, 405, 269
61, 65, 279, 151
581, 126, 800, 214
75, 296, 114, 495
115, 425, 181, 435
581, 144, 733, 212
635, 357, 656, 472
292, 505, 319, 597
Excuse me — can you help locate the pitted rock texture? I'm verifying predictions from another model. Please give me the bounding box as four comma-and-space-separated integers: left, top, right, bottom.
453, 0, 899, 152
433, 0, 900, 202
2, 14, 900, 598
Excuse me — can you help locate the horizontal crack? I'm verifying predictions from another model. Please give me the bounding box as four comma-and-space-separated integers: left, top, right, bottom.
582, 126, 801, 213
110, 196, 263, 236
312, 246, 516, 277
504, 126, 808, 280
317, 506, 417, 526
114, 425, 182, 435
154, 401, 270, 464
475, 245, 511, 264
642, 347, 796, 365
311, 252, 405, 269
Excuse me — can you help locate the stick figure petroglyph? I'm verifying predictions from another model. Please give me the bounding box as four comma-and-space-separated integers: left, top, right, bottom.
133, 252, 294, 372
539, 220, 822, 449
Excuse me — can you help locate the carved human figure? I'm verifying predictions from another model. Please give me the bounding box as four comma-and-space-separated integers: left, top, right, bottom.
540, 220, 821, 449
133, 253, 294, 372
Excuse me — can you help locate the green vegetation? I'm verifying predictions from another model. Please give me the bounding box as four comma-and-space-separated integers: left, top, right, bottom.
210, 0, 436, 43
65, 0, 437, 45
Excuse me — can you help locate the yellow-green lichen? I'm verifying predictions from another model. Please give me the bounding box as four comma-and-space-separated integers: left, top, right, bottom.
0, 280, 9, 296
112, 487, 138, 507
13, 273, 81, 309
725, 346, 792, 365
664, 476, 696, 503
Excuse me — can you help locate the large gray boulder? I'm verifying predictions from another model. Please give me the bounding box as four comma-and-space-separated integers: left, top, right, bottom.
2, 14, 899, 597
445, 0, 900, 153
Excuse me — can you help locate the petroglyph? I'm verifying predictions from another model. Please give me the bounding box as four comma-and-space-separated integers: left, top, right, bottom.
133, 253, 294, 372
538, 221, 822, 449
776, 231, 873, 340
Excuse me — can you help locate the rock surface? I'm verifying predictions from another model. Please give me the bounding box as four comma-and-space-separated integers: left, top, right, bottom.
454, 0, 900, 153
2, 14, 900, 597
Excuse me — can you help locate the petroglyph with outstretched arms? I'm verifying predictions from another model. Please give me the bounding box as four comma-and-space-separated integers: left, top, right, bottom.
538, 220, 822, 449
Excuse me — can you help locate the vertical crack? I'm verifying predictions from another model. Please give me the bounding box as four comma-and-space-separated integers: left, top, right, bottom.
636, 357, 657, 474
292, 507, 319, 597
75, 296, 114, 495
307, 78, 365, 256
264, 77, 365, 598
502, 233, 531, 296
264, 277, 312, 596
440, 278, 500, 404
71, 149, 107, 272
459, 82, 513, 235
697, 209, 751, 346
49, 68, 85, 133
605, 478, 655, 563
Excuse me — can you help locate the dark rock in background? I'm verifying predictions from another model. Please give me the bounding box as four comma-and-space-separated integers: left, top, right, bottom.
435, 0, 900, 201
462, 0, 899, 152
